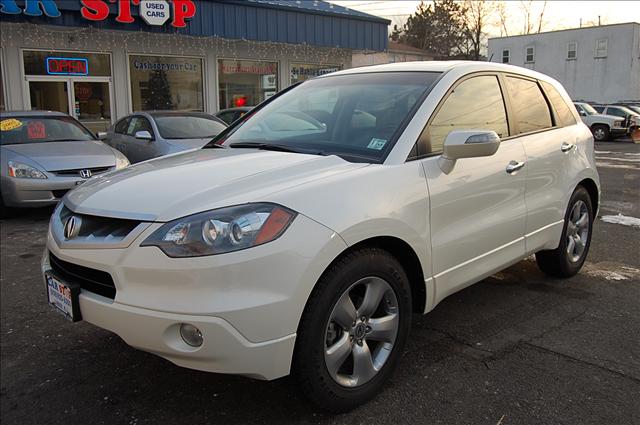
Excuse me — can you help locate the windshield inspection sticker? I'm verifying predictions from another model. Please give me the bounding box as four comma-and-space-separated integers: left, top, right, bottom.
367, 138, 387, 150
0, 119, 23, 131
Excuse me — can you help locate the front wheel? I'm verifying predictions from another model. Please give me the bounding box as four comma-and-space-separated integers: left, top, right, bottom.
591, 124, 610, 141
536, 186, 593, 277
294, 248, 412, 412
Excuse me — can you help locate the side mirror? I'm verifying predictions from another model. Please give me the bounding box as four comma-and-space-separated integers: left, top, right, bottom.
134, 130, 153, 141
579, 110, 587, 116
96, 131, 108, 140
438, 130, 501, 174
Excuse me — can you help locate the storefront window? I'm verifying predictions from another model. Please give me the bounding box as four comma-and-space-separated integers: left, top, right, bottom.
23, 50, 111, 76
129, 55, 204, 112
290, 63, 341, 84
218, 59, 278, 109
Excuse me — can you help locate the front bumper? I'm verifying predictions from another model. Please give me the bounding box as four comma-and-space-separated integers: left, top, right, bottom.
43, 212, 346, 380
1, 175, 83, 208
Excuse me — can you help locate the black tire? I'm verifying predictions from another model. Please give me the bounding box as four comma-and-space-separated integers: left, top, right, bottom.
591, 124, 610, 141
536, 186, 594, 278
0, 195, 12, 219
293, 247, 412, 413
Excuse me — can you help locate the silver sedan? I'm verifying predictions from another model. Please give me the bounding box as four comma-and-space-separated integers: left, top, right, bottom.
0, 111, 129, 216
102, 111, 227, 164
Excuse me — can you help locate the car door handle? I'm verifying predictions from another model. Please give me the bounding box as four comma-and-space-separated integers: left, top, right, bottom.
561, 142, 575, 152
506, 160, 525, 174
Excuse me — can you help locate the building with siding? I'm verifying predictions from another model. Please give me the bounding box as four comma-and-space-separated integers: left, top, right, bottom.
0, 0, 389, 131
487, 22, 640, 104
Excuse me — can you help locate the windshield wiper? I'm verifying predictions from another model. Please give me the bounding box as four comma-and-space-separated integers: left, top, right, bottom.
228, 142, 326, 156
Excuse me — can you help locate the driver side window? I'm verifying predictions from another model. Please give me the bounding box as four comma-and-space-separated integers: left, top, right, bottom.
126, 117, 153, 137
419, 75, 509, 155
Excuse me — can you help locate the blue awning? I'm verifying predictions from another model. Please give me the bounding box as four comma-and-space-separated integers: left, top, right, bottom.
0, 0, 389, 51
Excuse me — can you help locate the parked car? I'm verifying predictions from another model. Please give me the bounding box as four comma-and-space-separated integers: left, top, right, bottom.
103, 111, 227, 163
214, 107, 253, 125
614, 102, 640, 115
0, 111, 129, 217
592, 104, 640, 131
43, 62, 600, 412
573, 102, 627, 141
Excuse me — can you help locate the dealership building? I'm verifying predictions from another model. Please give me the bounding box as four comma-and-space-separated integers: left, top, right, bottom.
0, 0, 389, 131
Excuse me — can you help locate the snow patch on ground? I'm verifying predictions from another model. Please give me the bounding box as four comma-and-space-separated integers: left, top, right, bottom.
582, 263, 640, 282
601, 214, 640, 228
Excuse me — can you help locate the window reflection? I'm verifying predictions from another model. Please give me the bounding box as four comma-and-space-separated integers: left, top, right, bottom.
426, 76, 509, 153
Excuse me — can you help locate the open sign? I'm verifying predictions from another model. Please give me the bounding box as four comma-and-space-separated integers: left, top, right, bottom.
46, 57, 89, 76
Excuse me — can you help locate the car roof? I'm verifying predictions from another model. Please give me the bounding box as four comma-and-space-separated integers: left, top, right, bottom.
0, 110, 69, 117
136, 111, 216, 117
324, 60, 557, 83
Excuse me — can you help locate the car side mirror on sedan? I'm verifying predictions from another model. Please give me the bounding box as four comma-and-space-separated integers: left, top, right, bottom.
438, 130, 501, 174
96, 131, 108, 140
135, 130, 153, 141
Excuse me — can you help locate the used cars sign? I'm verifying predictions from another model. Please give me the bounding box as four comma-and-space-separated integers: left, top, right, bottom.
140, 0, 170, 26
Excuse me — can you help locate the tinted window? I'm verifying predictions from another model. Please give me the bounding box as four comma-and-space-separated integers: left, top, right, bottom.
126, 117, 153, 137
607, 107, 627, 118
155, 115, 227, 139
593, 106, 605, 113
541, 81, 576, 127
0, 116, 94, 145
219, 72, 441, 163
422, 75, 508, 154
505, 76, 552, 134
114, 117, 130, 134
216, 111, 237, 125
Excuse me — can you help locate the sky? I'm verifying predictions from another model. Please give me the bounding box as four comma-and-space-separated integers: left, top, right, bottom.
328, 1, 640, 38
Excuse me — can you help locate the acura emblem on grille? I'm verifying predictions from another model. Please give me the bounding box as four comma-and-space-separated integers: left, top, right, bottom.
79, 169, 92, 179
63, 216, 82, 240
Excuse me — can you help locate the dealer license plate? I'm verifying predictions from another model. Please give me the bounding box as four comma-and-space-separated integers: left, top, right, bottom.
46, 273, 81, 322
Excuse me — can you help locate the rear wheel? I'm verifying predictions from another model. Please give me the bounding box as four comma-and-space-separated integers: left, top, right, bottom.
536, 186, 593, 277
294, 247, 412, 412
591, 124, 609, 141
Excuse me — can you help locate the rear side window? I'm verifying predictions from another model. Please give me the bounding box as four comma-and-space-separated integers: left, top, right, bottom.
505, 76, 552, 134
541, 81, 576, 127
421, 75, 509, 154
606, 107, 627, 118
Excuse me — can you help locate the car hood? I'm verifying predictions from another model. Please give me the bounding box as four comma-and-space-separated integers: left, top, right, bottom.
2, 141, 116, 171
65, 148, 368, 221
167, 138, 214, 150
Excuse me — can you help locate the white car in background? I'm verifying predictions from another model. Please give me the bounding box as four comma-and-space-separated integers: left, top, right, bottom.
42, 61, 599, 412
573, 101, 627, 141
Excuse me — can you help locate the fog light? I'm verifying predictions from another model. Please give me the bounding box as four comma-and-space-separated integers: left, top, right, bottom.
180, 323, 203, 347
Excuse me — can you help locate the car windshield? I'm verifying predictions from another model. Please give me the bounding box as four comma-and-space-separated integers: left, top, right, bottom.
580, 104, 598, 115
217, 72, 441, 162
154, 115, 227, 139
0, 116, 95, 145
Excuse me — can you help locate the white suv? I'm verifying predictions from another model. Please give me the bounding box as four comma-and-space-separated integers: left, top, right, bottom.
43, 62, 599, 412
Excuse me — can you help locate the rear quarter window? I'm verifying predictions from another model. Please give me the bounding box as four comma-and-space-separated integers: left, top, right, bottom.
540, 81, 577, 127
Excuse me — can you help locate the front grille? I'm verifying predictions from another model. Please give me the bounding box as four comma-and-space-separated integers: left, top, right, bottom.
49, 253, 116, 299
59, 206, 140, 239
52, 189, 69, 199
53, 166, 112, 177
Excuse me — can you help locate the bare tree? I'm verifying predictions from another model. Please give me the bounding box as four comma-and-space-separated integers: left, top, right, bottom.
462, 0, 497, 60
496, 1, 509, 37
537, 0, 547, 33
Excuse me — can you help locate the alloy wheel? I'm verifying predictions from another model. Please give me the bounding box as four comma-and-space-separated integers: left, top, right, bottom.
324, 277, 399, 388
593, 128, 606, 140
566, 200, 589, 263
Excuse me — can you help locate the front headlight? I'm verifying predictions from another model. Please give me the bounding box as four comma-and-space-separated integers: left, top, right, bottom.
7, 161, 47, 179
141, 203, 297, 257
113, 150, 130, 169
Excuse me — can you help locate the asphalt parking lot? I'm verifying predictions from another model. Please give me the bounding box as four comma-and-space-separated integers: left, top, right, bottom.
1, 140, 639, 425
